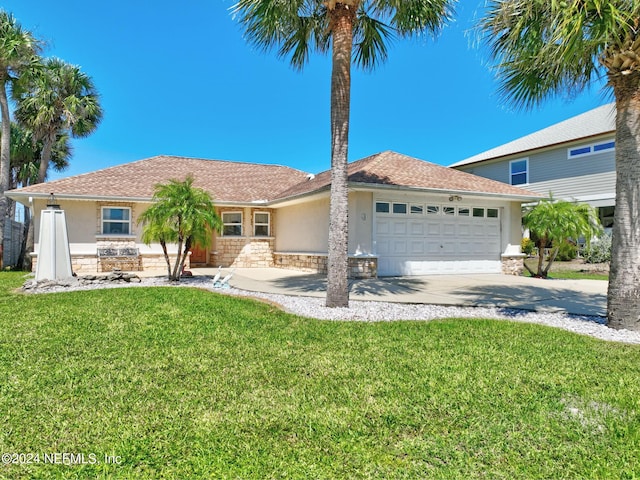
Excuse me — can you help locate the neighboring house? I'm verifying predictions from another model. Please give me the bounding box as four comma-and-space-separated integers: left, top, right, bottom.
6, 151, 541, 277
450, 103, 616, 228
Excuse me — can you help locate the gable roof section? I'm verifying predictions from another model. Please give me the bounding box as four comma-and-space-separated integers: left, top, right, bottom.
275, 151, 541, 200
450, 103, 616, 168
10, 155, 310, 203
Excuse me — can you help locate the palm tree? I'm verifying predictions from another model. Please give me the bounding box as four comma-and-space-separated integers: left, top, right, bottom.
14, 57, 102, 184
138, 176, 222, 282
0, 10, 40, 265
480, 1, 640, 330
522, 198, 602, 278
232, 0, 455, 307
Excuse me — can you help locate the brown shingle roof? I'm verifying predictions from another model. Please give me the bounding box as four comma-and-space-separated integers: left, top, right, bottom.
8, 151, 541, 204
10, 155, 310, 203
275, 151, 542, 200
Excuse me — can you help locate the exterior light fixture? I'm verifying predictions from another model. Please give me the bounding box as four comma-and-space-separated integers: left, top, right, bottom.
46, 192, 61, 210
448, 195, 462, 202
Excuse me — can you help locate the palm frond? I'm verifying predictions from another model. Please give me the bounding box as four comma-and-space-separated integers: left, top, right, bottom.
352, 12, 393, 70
480, 0, 640, 109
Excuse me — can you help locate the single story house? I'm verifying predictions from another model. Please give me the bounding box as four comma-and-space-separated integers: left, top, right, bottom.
450, 103, 616, 229
7, 150, 541, 277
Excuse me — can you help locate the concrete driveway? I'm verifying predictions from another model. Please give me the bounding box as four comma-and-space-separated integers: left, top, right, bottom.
192, 268, 606, 317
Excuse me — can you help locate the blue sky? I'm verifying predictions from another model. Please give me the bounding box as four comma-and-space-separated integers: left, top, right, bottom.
4, 0, 609, 180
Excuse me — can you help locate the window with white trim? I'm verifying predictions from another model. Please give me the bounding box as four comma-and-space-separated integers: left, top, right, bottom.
375, 201, 390, 213
510, 158, 528, 185
426, 205, 440, 215
568, 140, 615, 158
253, 212, 270, 236
392, 203, 407, 214
101, 207, 131, 235
410, 204, 423, 214
222, 212, 242, 236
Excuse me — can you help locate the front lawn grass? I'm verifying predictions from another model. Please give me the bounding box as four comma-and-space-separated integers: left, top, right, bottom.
1, 271, 639, 479
524, 259, 609, 280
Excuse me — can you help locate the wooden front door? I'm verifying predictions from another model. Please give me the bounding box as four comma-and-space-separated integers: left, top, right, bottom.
190, 244, 207, 265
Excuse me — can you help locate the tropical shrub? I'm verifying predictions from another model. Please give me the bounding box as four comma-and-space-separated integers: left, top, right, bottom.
554, 240, 577, 262
522, 198, 602, 278
521, 237, 535, 256
583, 234, 612, 264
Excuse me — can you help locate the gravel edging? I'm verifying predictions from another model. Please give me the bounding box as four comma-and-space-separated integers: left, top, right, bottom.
21, 274, 640, 345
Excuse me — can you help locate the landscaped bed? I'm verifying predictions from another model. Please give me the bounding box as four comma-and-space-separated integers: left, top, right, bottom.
0, 271, 638, 479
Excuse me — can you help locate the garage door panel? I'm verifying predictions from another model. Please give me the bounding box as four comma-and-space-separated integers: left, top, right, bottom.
393, 240, 408, 255
427, 223, 441, 235
393, 221, 407, 235
410, 240, 425, 254
410, 222, 425, 235
443, 223, 456, 236
377, 220, 391, 235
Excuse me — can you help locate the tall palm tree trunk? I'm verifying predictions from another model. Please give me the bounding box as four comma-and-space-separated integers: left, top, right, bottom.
37, 136, 54, 184
607, 81, 640, 330
0, 77, 11, 266
326, 3, 355, 308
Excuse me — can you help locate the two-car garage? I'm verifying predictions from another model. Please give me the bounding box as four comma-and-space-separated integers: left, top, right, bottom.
373, 197, 503, 276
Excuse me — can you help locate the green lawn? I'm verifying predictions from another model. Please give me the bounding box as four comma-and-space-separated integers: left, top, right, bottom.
524, 259, 609, 280
1, 271, 639, 479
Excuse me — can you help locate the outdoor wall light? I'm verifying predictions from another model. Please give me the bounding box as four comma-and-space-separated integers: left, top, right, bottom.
46, 192, 61, 210
448, 195, 462, 202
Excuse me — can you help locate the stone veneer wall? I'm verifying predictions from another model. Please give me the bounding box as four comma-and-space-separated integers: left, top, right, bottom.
214, 238, 275, 268
273, 253, 378, 279
501, 254, 525, 275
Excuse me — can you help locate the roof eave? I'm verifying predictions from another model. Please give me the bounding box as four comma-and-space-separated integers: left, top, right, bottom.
451, 130, 616, 168
6, 191, 277, 208
351, 182, 543, 201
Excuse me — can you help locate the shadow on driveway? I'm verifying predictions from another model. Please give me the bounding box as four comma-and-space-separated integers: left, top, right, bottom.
454, 282, 606, 317
270, 274, 427, 296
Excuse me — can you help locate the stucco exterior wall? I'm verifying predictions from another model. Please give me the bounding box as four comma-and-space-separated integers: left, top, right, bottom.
348, 191, 373, 255
274, 197, 330, 253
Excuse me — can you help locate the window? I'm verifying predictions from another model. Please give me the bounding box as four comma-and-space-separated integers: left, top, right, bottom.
253, 212, 270, 236
443, 206, 456, 215
473, 208, 485, 218
568, 140, 615, 158
375, 202, 390, 213
458, 207, 470, 216
392, 203, 407, 214
487, 208, 499, 218
510, 159, 528, 185
427, 205, 440, 215
594, 141, 615, 152
222, 212, 242, 236
102, 207, 131, 235
598, 206, 615, 229
410, 204, 424, 215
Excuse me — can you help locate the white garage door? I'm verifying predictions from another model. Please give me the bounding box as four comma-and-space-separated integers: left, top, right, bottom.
375, 201, 502, 276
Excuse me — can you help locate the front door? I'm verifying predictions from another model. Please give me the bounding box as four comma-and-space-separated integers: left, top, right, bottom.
190, 244, 207, 265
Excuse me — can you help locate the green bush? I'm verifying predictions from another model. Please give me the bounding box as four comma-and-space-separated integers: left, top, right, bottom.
554, 240, 577, 261
583, 234, 612, 263
521, 237, 535, 256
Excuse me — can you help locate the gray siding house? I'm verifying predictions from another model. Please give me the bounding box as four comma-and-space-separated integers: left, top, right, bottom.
450, 103, 616, 228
